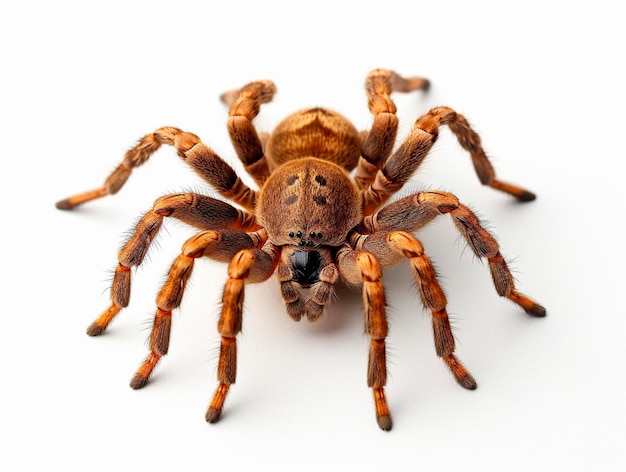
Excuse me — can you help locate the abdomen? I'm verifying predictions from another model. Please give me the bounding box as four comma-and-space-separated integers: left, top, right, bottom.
266, 108, 361, 171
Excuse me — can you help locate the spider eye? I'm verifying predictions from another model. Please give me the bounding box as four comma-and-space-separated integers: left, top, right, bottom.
309, 231, 316, 238
288, 231, 295, 238
317, 232, 323, 238
296, 231, 303, 238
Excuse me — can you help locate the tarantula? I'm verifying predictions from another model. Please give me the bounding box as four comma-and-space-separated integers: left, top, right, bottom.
56, 68, 546, 431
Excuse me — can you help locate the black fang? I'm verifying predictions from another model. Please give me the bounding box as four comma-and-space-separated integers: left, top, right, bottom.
291, 250, 322, 288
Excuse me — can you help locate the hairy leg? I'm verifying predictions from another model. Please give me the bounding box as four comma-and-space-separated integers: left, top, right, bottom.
361, 106, 537, 214
337, 246, 392, 431
356, 69, 429, 192
129, 228, 269, 389
86, 194, 258, 336
221, 80, 277, 187
56, 127, 257, 212
356, 230, 477, 388
360, 191, 546, 316
205, 245, 280, 422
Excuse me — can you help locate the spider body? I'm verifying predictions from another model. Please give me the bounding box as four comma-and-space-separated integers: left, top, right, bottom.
265, 108, 362, 169
56, 69, 545, 431
258, 157, 361, 247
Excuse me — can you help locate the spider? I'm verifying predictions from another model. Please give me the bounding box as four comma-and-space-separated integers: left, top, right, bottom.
56, 68, 546, 431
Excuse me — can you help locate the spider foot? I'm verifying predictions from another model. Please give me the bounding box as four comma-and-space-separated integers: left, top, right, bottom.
515, 190, 537, 202
205, 407, 222, 424
206, 383, 230, 423
86, 322, 106, 337
526, 302, 547, 317
55, 188, 108, 210
508, 292, 547, 317
86, 305, 121, 336
285, 300, 304, 321
305, 300, 326, 322
490, 180, 536, 202
129, 353, 161, 389
55, 198, 75, 210
373, 388, 392, 431
443, 354, 477, 390
377, 414, 393, 431
454, 372, 478, 390
130, 374, 149, 390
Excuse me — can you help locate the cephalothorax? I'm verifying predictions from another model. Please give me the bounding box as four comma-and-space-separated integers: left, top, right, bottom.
56, 69, 546, 431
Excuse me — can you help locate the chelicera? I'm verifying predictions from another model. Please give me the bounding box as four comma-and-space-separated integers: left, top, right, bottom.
56, 68, 546, 431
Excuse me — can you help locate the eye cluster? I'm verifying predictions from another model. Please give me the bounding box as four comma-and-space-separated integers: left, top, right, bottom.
288, 230, 324, 246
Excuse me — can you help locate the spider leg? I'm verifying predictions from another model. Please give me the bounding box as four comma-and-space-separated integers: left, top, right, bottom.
221, 80, 277, 187
130, 228, 272, 390
306, 264, 339, 321
337, 246, 392, 431
205, 244, 280, 423
361, 191, 546, 316
351, 230, 476, 388
361, 104, 537, 215
87, 193, 258, 336
276, 263, 304, 321
55, 127, 257, 212
356, 68, 430, 191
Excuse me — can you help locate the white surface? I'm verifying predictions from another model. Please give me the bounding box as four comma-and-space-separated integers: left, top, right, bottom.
2, 1, 624, 470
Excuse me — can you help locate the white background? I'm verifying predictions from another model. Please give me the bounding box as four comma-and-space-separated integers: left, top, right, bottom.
2, 1, 624, 470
